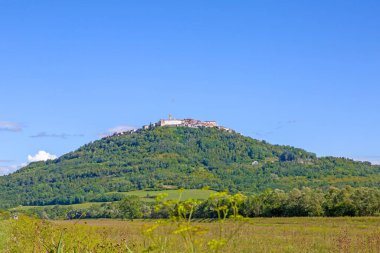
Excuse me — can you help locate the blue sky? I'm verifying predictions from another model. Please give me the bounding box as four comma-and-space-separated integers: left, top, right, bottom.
1, 1, 379, 174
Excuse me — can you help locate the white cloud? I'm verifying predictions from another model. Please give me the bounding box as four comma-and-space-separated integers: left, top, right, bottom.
0, 151, 56, 176
0, 165, 19, 176
109, 125, 135, 133
27, 151, 57, 163
0, 121, 22, 132
99, 125, 136, 138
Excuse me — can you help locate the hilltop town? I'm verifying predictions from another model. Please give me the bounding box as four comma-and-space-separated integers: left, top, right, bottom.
108, 117, 232, 138
147, 116, 231, 131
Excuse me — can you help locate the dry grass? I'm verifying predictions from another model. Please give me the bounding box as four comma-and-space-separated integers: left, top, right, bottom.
3, 217, 380, 252
0, 220, 9, 252
58, 217, 380, 253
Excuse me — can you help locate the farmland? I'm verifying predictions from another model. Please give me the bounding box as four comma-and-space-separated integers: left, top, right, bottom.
1, 216, 380, 252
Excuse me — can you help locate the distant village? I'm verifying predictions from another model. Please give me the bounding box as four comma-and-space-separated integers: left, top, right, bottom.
107, 116, 232, 138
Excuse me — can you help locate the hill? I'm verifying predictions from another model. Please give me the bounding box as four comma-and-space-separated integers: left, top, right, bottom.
0, 126, 379, 208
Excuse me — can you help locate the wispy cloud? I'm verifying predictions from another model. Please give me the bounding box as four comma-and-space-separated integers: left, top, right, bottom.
30, 132, 84, 139
99, 125, 136, 138
27, 150, 57, 163
0, 160, 14, 163
0, 159, 20, 175
351, 156, 380, 165
0, 121, 23, 132
254, 120, 297, 137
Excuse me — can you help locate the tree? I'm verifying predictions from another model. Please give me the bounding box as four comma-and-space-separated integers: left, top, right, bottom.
279, 151, 296, 162
261, 189, 287, 217
241, 194, 263, 217
324, 187, 356, 216
118, 195, 143, 220
285, 188, 324, 216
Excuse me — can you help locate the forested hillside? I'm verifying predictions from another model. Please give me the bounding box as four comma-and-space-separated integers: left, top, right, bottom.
0, 126, 379, 208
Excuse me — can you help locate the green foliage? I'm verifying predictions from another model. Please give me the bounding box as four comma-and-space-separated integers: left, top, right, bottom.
241, 187, 380, 217
118, 195, 143, 220
0, 127, 379, 209
324, 186, 380, 216
284, 188, 324, 216
23, 187, 380, 220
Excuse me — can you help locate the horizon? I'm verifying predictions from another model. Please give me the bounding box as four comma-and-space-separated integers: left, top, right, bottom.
1, 1, 380, 175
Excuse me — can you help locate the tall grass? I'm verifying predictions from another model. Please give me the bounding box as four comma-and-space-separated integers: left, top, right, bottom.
0, 220, 9, 252
3, 216, 380, 252
3, 190, 380, 252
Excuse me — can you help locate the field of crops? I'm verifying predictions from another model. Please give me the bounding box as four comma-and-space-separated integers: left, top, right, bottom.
1, 216, 380, 252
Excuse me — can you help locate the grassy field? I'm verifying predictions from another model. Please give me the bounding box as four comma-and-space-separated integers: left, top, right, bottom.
0, 221, 8, 252
10, 189, 216, 212
113, 189, 216, 202
2, 217, 380, 252
10, 201, 101, 212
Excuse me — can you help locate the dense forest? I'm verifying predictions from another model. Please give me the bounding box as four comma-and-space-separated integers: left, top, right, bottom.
0, 126, 379, 208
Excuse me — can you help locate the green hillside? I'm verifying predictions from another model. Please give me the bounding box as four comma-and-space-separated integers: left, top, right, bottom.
0, 126, 379, 208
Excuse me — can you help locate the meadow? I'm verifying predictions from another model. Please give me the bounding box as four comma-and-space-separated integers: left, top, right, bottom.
1, 216, 380, 252
10, 189, 216, 212
0, 221, 8, 252
114, 189, 216, 202
2, 188, 380, 252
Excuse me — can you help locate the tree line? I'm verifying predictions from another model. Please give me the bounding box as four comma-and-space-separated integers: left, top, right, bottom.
19, 186, 380, 220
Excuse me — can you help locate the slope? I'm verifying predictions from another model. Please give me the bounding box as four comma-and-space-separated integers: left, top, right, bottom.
0, 126, 379, 208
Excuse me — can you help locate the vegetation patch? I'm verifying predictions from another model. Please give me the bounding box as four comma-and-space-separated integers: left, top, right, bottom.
114, 189, 216, 202
3, 216, 380, 252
